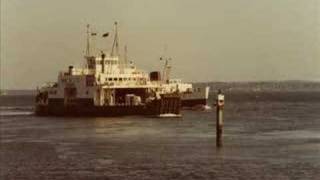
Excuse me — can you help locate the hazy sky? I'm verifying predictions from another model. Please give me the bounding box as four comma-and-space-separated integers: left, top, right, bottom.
1, 0, 320, 89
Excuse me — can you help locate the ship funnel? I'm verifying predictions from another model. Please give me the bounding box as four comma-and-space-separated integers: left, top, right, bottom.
68, 65, 74, 75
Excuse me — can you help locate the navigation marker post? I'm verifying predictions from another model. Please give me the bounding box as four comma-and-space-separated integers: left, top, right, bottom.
216, 90, 225, 148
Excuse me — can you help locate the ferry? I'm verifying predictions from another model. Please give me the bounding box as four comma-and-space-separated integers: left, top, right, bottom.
35, 22, 209, 117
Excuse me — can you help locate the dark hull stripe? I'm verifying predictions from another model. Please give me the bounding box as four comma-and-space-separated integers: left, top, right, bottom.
36, 96, 182, 117
49, 98, 93, 107
48, 98, 207, 107
36, 105, 149, 117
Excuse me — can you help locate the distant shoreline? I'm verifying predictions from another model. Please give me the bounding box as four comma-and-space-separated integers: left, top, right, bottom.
195, 81, 320, 93
2, 81, 320, 95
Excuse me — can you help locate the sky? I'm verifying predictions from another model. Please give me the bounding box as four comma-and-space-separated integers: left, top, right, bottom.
1, 0, 320, 89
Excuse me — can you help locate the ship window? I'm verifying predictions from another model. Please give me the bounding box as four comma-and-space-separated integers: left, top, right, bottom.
133, 78, 136, 81
119, 78, 123, 81
124, 78, 127, 81
114, 78, 118, 81
108, 78, 112, 81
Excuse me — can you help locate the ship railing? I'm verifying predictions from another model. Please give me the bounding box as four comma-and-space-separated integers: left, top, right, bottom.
102, 80, 151, 86
101, 82, 159, 89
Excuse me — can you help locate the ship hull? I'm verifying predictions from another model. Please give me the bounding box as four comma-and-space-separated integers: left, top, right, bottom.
36, 94, 181, 117
36, 104, 150, 117
36, 100, 204, 116
36, 100, 205, 116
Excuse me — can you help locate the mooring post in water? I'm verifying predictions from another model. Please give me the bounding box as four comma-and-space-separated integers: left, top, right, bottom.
216, 90, 225, 148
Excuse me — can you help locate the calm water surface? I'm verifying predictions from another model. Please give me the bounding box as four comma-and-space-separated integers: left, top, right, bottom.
0, 92, 319, 179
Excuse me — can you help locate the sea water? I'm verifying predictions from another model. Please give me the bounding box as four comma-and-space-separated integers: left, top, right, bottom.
0, 91, 319, 179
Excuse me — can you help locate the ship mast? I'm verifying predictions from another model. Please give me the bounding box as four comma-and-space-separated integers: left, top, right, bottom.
160, 45, 172, 83
124, 45, 128, 68
111, 21, 119, 57
111, 21, 124, 73
163, 58, 172, 83
85, 24, 90, 56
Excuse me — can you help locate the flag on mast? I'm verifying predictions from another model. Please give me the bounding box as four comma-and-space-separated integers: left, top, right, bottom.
102, 32, 109, 37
